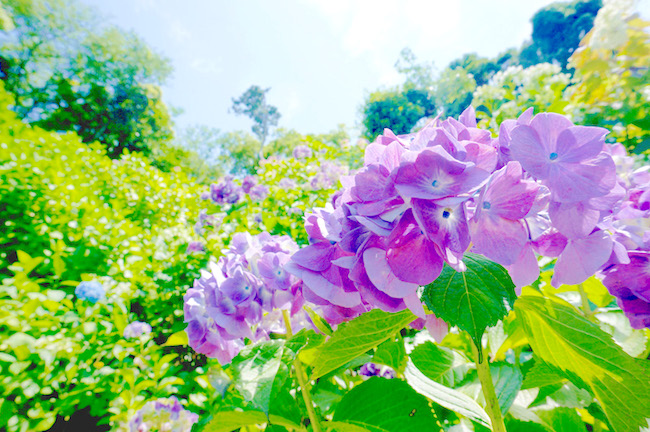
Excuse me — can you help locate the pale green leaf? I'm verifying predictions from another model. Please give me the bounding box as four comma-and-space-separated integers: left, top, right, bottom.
404, 361, 491, 428
310, 309, 415, 380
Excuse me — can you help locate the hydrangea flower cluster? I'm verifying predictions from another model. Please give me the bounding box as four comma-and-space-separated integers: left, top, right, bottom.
359, 363, 396, 379
184, 232, 315, 364
288, 107, 647, 328
207, 175, 270, 207
128, 396, 198, 432
599, 147, 650, 328
123, 321, 152, 339
75, 281, 105, 304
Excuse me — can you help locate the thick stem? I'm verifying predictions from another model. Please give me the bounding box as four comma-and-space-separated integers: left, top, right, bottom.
471, 341, 507, 432
283, 310, 322, 432
577, 283, 593, 319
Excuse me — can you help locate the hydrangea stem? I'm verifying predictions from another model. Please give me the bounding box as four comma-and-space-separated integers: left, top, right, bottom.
282, 310, 322, 432
471, 341, 507, 432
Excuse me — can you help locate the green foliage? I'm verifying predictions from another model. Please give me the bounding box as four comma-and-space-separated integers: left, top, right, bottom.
330, 377, 442, 432
409, 341, 469, 387
448, 53, 501, 87
516, 296, 650, 432
433, 67, 476, 118
422, 253, 517, 355
567, 7, 650, 153
361, 88, 434, 141
0, 83, 221, 430
309, 309, 415, 380
230, 340, 288, 415
520, 0, 601, 69
473, 63, 571, 131
0, 0, 174, 157
203, 410, 303, 432
404, 361, 492, 428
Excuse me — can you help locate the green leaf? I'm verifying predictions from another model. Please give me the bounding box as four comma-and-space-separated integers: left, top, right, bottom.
521, 361, 566, 390
231, 340, 287, 415
404, 361, 491, 428
203, 410, 302, 432
373, 335, 407, 373
162, 330, 188, 346
422, 253, 516, 356
490, 363, 523, 415
310, 309, 415, 380
537, 408, 586, 432
409, 341, 469, 387
516, 296, 650, 432
332, 377, 442, 432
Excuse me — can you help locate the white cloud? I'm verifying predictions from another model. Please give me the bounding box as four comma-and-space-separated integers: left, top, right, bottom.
301, 0, 461, 58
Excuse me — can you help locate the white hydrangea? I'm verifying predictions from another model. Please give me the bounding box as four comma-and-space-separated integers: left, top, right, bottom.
589, 0, 638, 50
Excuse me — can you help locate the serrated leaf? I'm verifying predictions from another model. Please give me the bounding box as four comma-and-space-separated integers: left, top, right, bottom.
332, 377, 442, 432
231, 340, 287, 415
310, 309, 415, 379
422, 253, 516, 356
203, 410, 302, 432
516, 296, 650, 432
404, 361, 491, 428
409, 341, 469, 387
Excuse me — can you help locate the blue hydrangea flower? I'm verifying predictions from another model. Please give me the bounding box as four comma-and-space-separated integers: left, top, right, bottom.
123, 321, 153, 339
75, 281, 105, 303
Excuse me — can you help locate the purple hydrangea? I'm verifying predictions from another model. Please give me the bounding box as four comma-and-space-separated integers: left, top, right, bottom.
242, 175, 258, 194
210, 176, 241, 205
184, 232, 317, 364
249, 184, 269, 202
293, 144, 313, 159
359, 363, 396, 379
285, 106, 645, 328
601, 251, 650, 329
123, 321, 152, 339
128, 396, 198, 432
186, 241, 204, 254
75, 281, 105, 304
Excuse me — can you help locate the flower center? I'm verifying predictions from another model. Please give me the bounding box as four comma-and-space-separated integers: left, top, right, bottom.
482, 202, 491, 210
431, 180, 438, 187
549, 152, 559, 160
442, 208, 452, 219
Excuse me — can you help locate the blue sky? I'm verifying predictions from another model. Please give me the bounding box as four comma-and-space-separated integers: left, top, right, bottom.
82, 0, 561, 136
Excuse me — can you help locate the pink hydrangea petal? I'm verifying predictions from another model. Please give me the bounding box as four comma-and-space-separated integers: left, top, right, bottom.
547, 153, 616, 202
509, 125, 550, 178
425, 314, 449, 343
551, 230, 613, 287
364, 248, 419, 298
470, 216, 528, 265
549, 201, 601, 239
505, 245, 539, 293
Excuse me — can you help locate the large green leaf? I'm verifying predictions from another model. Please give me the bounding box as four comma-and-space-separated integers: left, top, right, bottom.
373, 334, 407, 373
230, 340, 288, 415
409, 341, 469, 387
203, 410, 303, 432
331, 377, 442, 432
310, 309, 415, 379
516, 296, 650, 432
404, 361, 491, 428
422, 253, 516, 356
